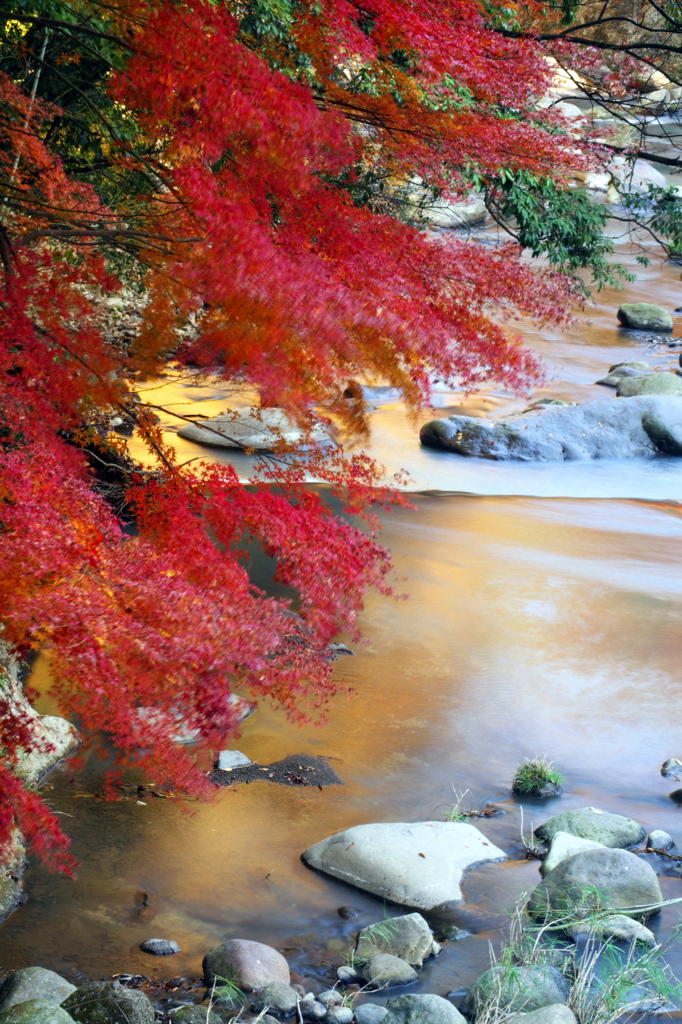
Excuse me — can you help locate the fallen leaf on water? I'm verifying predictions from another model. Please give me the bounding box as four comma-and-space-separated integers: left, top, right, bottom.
418, 852, 425, 858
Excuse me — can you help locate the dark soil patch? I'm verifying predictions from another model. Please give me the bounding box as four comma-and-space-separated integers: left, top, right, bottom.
209, 752, 343, 788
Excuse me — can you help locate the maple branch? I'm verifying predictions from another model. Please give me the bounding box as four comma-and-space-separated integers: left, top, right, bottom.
0, 9, 134, 51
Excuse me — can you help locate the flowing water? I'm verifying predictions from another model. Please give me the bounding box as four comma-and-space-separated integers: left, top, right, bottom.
3, 237, 682, 1016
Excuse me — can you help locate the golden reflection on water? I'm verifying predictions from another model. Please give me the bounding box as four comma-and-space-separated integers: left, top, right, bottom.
5, 494, 682, 994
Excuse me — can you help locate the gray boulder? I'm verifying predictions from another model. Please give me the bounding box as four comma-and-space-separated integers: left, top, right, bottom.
251, 983, 299, 1014
616, 373, 682, 397
541, 832, 606, 876
617, 303, 673, 331
534, 808, 645, 848
355, 913, 438, 966
528, 849, 662, 923
319, 991, 343, 1006
177, 408, 330, 450
0, 1001, 76, 1024
302, 821, 505, 910
419, 396, 682, 461
648, 830, 674, 850
566, 913, 656, 945
383, 994, 465, 1024
461, 965, 569, 1018
507, 1006, 577, 1024
326, 1008, 353, 1024
301, 1001, 327, 1021
62, 981, 154, 1024
361, 955, 418, 989
203, 938, 290, 989
596, 361, 650, 387
354, 1005, 388, 1024
0, 968, 76, 1012
337, 967, 358, 984
170, 1008, 221, 1024
140, 938, 179, 955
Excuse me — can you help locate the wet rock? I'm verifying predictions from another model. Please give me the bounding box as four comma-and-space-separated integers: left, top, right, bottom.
541, 832, 606, 876
355, 913, 439, 967
361, 955, 418, 989
203, 939, 290, 990
617, 303, 673, 332
461, 965, 569, 1018
616, 373, 682, 397
528, 848, 662, 923
648, 829, 674, 850
0, 1001, 76, 1024
337, 967, 358, 984
507, 1005, 577, 1024
420, 397, 682, 461
338, 906, 362, 920
383, 994, 465, 1024
301, 1001, 326, 1021
434, 924, 468, 942
177, 408, 331, 450
139, 938, 180, 956
251, 982, 299, 1014
566, 913, 656, 946
216, 750, 251, 770
534, 807, 645, 848
302, 821, 505, 911
419, 196, 488, 230
325, 1007, 353, 1024
212, 986, 247, 1012
354, 1005, 388, 1024
661, 758, 682, 778
13, 714, 80, 786
0, 968, 76, 1011
292, 985, 307, 998
170, 1008, 221, 1024
63, 980, 154, 1024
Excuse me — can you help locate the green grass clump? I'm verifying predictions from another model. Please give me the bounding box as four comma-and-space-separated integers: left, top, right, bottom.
512, 756, 563, 796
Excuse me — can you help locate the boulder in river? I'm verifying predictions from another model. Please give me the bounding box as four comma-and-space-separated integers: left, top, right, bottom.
354, 1005, 388, 1024
648, 829, 674, 850
541, 831, 606, 876
595, 361, 651, 387
62, 981, 154, 1024
420, 396, 682, 461
251, 982, 299, 1014
617, 303, 673, 331
507, 1006, 577, 1024
534, 807, 645, 848
616, 373, 682, 397
528, 848, 662, 923
383, 994, 465, 1024
177, 408, 331, 450
355, 913, 439, 966
566, 912, 656, 945
361, 954, 418, 988
203, 938, 290, 990
216, 750, 251, 770
0, 968, 75, 1012
302, 821, 506, 910
0, 1001, 76, 1024
461, 964, 569, 1018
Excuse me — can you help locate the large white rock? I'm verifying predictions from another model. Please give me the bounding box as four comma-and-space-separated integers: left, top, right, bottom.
540, 831, 606, 876
302, 821, 506, 910
177, 408, 330, 450
420, 196, 487, 229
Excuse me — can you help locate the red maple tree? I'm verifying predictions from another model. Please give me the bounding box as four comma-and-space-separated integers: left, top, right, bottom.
0, 0, 621, 871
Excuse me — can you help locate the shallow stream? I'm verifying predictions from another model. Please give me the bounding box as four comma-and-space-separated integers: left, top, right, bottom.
3, 239, 682, 1018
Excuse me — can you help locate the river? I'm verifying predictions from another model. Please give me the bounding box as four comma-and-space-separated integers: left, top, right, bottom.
2, 235, 682, 1018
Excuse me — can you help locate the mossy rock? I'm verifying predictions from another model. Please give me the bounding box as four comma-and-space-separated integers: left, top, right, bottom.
0, 1000, 76, 1024
617, 303, 673, 331
616, 373, 682, 397
169, 1007, 221, 1024
62, 981, 154, 1024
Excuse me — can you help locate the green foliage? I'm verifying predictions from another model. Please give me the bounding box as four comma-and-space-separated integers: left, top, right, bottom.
480, 170, 634, 291
512, 756, 562, 796
621, 183, 682, 261
444, 787, 474, 822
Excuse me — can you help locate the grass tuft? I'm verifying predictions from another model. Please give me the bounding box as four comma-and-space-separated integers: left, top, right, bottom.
512, 756, 563, 797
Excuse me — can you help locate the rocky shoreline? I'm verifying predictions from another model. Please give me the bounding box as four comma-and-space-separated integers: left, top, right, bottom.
3, 795, 680, 1024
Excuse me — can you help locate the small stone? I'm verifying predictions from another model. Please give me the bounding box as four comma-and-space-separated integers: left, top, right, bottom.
361, 955, 417, 989
216, 750, 252, 770
325, 1007, 353, 1024
337, 967, 358, 984
354, 1006, 388, 1024
338, 906, 362, 920
661, 758, 682, 778
140, 938, 180, 956
301, 1001, 327, 1021
251, 983, 299, 1015
319, 991, 343, 1006
170, 1008, 221, 1024
648, 830, 674, 850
